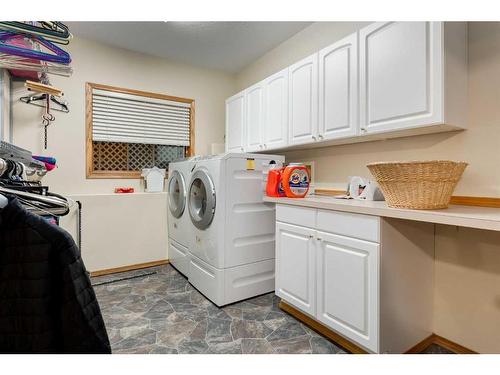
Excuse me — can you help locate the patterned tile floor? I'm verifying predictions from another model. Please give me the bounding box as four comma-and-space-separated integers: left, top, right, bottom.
92, 264, 451, 354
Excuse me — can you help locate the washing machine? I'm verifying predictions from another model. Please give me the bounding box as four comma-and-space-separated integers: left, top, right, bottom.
186, 153, 285, 306
167, 157, 197, 277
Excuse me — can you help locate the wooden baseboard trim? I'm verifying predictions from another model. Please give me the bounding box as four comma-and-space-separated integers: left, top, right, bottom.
314, 189, 500, 209
405, 334, 436, 354
279, 300, 368, 354
406, 334, 477, 354
90, 259, 169, 277
431, 334, 477, 354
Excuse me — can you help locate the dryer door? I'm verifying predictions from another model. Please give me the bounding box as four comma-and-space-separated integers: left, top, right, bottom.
168, 170, 186, 218
188, 169, 216, 230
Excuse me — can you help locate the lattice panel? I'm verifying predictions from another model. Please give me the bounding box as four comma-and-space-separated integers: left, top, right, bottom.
128, 143, 154, 170
93, 142, 128, 171
155, 145, 186, 169
92, 141, 186, 172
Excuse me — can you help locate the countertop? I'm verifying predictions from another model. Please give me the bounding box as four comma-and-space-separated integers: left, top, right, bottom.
263, 195, 500, 232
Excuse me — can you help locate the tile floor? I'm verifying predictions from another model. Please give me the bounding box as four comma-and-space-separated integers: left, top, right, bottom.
92, 264, 451, 354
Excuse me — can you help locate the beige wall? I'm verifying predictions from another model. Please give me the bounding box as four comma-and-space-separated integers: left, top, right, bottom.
236, 21, 500, 352
434, 224, 500, 353
10, 36, 236, 271
12, 36, 236, 195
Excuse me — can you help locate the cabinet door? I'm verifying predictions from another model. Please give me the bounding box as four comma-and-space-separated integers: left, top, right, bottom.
245, 82, 265, 152
225, 91, 246, 153
276, 222, 316, 316
263, 68, 288, 150
319, 33, 358, 141
288, 54, 318, 146
316, 231, 379, 352
359, 22, 443, 135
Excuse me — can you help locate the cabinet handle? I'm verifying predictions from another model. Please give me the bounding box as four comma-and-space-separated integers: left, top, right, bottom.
317, 237, 323, 241
312, 135, 317, 140
361, 127, 367, 132
240, 147, 244, 151
318, 134, 324, 139
309, 235, 314, 239
264, 144, 267, 148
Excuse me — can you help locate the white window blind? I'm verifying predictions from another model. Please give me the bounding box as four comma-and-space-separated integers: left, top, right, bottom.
92, 88, 191, 146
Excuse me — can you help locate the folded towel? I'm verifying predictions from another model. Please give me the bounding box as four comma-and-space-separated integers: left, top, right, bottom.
33, 156, 57, 165
44, 162, 56, 172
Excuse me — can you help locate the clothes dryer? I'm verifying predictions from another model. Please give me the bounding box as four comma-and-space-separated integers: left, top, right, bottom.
167, 157, 197, 277
186, 153, 285, 306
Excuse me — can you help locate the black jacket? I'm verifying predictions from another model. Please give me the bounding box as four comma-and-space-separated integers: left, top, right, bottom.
0, 196, 111, 353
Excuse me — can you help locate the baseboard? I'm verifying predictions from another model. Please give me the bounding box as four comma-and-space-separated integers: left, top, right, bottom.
431, 334, 477, 354
90, 259, 169, 277
279, 300, 477, 354
405, 334, 437, 354
279, 300, 368, 354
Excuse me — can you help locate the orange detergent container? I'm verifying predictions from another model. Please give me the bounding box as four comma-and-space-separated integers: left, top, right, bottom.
266, 167, 285, 197
282, 163, 310, 198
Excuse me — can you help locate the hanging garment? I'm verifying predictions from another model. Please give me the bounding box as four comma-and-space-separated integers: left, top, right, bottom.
0, 196, 111, 353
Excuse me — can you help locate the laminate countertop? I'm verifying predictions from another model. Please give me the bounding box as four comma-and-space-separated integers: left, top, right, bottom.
263, 195, 500, 232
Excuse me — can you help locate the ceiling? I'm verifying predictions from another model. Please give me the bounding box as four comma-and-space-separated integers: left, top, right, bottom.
67, 22, 312, 73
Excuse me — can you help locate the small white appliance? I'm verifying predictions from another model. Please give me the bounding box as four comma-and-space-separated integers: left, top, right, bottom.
142, 167, 166, 192
186, 153, 285, 306
167, 157, 198, 277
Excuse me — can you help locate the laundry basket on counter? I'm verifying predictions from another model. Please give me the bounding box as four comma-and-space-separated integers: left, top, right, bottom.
366, 160, 468, 210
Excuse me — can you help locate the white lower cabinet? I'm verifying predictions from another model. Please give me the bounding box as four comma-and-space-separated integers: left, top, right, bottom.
275, 204, 434, 353
316, 231, 379, 353
275, 222, 315, 315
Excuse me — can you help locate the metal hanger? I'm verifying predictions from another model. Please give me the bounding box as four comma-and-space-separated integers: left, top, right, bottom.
0, 22, 72, 45
20, 92, 69, 113
0, 186, 69, 216
0, 31, 71, 64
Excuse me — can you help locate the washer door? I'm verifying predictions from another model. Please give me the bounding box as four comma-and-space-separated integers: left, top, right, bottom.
189, 169, 216, 230
168, 170, 186, 218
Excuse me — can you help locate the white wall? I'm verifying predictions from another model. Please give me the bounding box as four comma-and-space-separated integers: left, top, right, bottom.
11, 36, 236, 271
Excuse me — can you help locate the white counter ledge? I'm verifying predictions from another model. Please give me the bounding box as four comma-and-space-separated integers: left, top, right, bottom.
263, 195, 500, 232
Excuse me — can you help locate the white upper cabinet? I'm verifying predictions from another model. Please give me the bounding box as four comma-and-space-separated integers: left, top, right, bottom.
319, 33, 359, 141
263, 68, 288, 150
288, 54, 319, 146
245, 82, 265, 152
360, 22, 443, 135
226, 22, 466, 152
225, 91, 246, 153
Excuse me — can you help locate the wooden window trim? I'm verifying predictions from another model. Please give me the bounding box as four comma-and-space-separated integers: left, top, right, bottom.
85, 82, 195, 179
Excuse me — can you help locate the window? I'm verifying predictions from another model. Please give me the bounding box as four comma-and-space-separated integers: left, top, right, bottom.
85, 82, 194, 178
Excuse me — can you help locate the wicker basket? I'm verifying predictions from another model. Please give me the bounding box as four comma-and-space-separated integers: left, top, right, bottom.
366, 160, 468, 210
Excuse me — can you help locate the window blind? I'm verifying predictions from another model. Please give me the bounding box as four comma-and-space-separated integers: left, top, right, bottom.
91, 88, 191, 146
